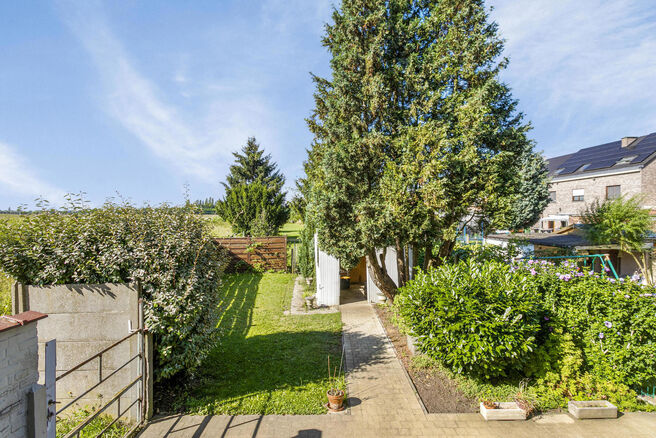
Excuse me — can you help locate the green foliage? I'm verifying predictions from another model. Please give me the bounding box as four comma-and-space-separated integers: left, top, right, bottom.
582, 196, 653, 282
193, 197, 217, 215
582, 196, 652, 249
0, 271, 12, 315
216, 183, 289, 236
223, 137, 285, 192
449, 242, 520, 264
398, 255, 656, 411
217, 137, 289, 236
306, 0, 539, 298
507, 152, 551, 230
56, 408, 130, 438
395, 260, 543, 378
0, 199, 226, 381
298, 224, 315, 279
549, 277, 656, 388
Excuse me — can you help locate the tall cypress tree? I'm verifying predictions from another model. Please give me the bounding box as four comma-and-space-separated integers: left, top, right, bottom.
306, 0, 544, 301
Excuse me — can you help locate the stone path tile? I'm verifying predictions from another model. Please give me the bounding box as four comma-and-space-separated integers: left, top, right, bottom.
138, 291, 656, 437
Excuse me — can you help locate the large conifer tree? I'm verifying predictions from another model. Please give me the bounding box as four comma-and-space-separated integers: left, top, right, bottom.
223, 137, 285, 192
217, 137, 289, 236
306, 0, 547, 301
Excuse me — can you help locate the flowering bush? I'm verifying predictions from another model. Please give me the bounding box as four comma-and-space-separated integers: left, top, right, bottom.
397, 256, 656, 395
395, 260, 544, 378
0, 200, 226, 381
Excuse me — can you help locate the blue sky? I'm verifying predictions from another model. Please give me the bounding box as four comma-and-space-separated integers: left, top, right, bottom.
1, 0, 655, 209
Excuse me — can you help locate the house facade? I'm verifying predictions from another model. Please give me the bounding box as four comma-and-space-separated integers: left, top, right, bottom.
536, 132, 656, 232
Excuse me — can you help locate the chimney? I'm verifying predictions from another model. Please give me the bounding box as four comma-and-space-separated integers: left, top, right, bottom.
621, 136, 638, 148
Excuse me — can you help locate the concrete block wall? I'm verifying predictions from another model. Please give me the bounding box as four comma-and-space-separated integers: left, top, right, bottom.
13, 283, 140, 418
0, 312, 47, 438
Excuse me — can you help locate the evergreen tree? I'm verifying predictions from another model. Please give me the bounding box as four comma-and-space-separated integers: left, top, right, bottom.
216, 183, 289, 236
217, 138, 289, 235
223, 137, 285, 192
508, 152, 550, 230
306, 0, 538, 301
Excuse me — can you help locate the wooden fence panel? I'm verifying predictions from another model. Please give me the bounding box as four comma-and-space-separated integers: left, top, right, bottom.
214, 236, 287, 272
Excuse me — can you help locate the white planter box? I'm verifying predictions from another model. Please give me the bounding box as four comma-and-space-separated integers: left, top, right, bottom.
568, 400, 617, 419
479, 402, 527, 421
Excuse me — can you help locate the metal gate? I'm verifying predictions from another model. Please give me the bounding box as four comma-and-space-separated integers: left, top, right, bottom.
44, 299, 151, 438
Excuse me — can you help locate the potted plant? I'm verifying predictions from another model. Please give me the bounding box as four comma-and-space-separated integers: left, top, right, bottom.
326, 355, 345, 412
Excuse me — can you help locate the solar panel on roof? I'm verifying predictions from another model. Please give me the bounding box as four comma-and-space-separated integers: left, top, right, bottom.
586, 159, 617, 171
549, 132, 656, 176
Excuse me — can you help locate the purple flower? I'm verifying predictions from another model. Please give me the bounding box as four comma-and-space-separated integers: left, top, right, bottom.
604, 321, 612, 328
576, 272, 584, 277
599, 332, 605, 339
609, 279, 616, 283
605, 267, 611, 273
544, 316, 550, 321
530, 269, 537, 276
625, 294, 630, 299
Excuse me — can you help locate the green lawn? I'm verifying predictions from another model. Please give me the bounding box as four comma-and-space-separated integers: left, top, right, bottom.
183, 273, 343, 415
204, 215, 303, 239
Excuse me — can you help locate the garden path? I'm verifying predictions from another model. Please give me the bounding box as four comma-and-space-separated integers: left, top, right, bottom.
138, 288, 656, 438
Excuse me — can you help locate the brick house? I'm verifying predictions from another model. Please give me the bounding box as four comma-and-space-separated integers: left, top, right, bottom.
536, 132, 656, 232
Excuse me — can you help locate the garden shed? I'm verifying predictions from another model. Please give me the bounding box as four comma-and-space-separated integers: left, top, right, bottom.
314, 234, 407, 306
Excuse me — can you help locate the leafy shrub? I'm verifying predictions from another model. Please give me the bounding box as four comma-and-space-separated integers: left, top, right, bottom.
449, 242, 520, 264
395, 260, 543, 378
298, 225, 315, 279
0, 270, 12, 315
0, 200, 226, 381
216, 183, 289, 236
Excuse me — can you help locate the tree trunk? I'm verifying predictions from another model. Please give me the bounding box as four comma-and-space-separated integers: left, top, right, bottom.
435, 240, 455, 266
395, 238, 407, 287
367, 249, 399, 303
423, 242, 434, 271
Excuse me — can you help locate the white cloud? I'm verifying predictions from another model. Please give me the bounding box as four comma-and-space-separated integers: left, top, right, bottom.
490, 0, 656, 154
56, 0, 255, 184
0, 141, 65, 204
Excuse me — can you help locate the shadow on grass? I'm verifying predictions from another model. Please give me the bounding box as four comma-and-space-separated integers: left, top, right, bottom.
214, 273, 263, 340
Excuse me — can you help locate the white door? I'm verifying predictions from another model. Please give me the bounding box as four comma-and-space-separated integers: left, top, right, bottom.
315, 234, 340, 306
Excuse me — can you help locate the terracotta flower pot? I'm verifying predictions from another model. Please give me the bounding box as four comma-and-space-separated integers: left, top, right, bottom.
326, 389, 345, 411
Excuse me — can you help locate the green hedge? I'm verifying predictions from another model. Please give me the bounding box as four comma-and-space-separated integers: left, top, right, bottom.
396, 259, 656, 391
395, 260, 543, 378
0, 201, 226, 381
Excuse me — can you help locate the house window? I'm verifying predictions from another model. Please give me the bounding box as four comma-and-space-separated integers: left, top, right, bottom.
549, 191, 557, 202
577, 163, 591, 172
606, 185, 621, 200
572, 189, 584, 202
615, 155, 637, 166
554, 168, 565, 175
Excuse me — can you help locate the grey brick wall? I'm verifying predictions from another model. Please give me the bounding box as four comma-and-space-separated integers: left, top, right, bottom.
537, 169, 642, 230
0, 323, 38, 438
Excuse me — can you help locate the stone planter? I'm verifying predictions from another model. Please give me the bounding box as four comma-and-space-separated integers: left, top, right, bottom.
479, 402, 527, 421
305, 295, 316, 309
568, 400, 617, 419
406, 335, 419, 355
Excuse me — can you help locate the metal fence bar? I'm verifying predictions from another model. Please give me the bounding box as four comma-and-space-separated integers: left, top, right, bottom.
56, 353, 141, 416
56, 331, 139, 382
96, 398, 139, 438
61, 376, 142, 438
